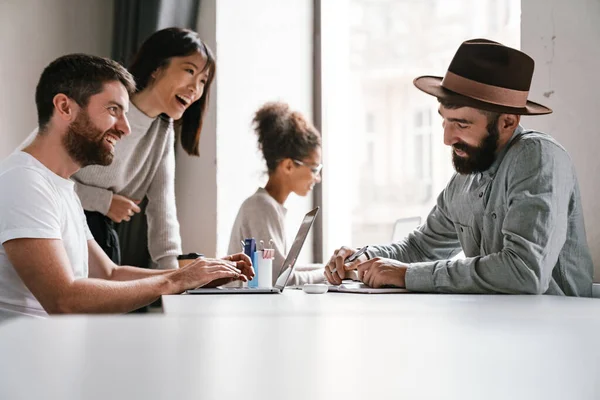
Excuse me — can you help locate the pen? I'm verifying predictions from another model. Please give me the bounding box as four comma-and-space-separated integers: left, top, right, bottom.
331, 245, 369, 275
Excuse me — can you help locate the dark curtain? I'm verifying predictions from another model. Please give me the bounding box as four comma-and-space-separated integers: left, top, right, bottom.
112, 0, 200, 66
111, 0, 200, 269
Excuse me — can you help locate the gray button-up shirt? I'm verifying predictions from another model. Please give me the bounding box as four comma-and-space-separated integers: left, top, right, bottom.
368, 126, 593, 296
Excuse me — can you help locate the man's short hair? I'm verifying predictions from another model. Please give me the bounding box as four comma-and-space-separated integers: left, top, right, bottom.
35, 54, 136, 130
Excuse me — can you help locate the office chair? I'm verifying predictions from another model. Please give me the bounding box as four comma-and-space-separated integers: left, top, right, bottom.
391, 216, 422, 242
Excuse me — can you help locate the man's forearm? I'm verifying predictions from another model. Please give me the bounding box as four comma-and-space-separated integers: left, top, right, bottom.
404, 250, 547, 295
109, 265, 176, 281
50, 275, 179, 314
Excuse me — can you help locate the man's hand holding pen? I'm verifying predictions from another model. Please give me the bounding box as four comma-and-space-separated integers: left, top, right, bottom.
324, 246, 367, 285
324, 245, 408, 288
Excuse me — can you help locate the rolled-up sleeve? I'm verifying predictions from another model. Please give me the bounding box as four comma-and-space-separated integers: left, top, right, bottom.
367, 179, 462, 263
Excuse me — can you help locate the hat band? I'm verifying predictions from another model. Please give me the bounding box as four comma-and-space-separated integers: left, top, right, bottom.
441, 71, 529, 108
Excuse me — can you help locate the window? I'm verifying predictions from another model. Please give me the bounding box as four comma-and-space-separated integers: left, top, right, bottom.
319, 0, 520, 255
413, 108, 433, 202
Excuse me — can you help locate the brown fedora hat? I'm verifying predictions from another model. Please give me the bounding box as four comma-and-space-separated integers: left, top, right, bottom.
414, 39, 552, 115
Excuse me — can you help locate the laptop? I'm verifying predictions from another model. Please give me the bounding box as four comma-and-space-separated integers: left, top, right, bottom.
327, 281, 409, 294
186, 207, 319, 294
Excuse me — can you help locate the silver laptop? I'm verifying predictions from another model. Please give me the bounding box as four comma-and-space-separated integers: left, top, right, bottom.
186, 207, 319, 294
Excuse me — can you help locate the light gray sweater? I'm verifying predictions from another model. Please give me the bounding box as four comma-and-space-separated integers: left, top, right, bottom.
228, 188, 325, 286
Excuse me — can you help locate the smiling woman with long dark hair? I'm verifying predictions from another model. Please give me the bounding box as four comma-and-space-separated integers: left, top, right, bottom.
73, 27, 216, 269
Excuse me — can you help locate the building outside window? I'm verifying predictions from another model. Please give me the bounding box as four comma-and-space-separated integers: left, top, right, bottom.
320, 0, 520, 254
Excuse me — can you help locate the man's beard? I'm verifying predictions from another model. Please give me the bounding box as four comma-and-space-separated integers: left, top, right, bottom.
63, 109, 116, 167
451, 116, 500, 174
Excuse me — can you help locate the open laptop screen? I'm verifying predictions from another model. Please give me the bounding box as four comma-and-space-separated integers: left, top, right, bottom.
273, 207, 319, 291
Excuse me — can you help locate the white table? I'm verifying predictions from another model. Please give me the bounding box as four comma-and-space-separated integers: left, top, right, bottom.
163, 288, 598, 317
1, 291, 600, 400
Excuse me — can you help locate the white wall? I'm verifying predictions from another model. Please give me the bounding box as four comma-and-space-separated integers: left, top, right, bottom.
0, 0, 113, 158
521, 0, 600, 280
175, 0, 219, 256
320, 0, 353, 257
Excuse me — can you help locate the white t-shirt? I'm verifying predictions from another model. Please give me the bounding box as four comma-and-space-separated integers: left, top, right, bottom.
0, 151, 92, 322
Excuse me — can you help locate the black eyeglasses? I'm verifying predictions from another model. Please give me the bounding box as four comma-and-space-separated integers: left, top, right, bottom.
293, 159, 323, 175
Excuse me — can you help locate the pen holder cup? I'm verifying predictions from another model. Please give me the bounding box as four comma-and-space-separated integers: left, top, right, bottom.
251, 250, 273, 288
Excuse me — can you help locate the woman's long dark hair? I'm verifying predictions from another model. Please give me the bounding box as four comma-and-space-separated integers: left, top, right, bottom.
129, 27, 216, 156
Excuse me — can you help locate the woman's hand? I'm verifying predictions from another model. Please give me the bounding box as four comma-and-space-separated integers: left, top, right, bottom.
106, 194, 141, 223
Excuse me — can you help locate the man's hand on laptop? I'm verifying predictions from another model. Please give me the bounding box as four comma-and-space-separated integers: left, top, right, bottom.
201, 252, 255, 288
171, 257, 249, 291
221, 252, 255, 280
356, 258, 407, 289
324, 246, 367, 285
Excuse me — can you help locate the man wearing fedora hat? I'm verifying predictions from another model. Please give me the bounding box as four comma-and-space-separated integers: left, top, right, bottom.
325, 39, 593, 296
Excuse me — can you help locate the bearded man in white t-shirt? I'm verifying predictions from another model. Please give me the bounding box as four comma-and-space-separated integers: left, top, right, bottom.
0, 54, 253, 322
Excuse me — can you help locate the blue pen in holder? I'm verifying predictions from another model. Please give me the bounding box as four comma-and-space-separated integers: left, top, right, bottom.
244, 238, 259, 288
249, 252, 260, 287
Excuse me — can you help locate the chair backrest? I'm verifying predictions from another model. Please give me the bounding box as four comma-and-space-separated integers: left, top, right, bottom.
593, 283, 600, 299
391, 216, 422, 242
